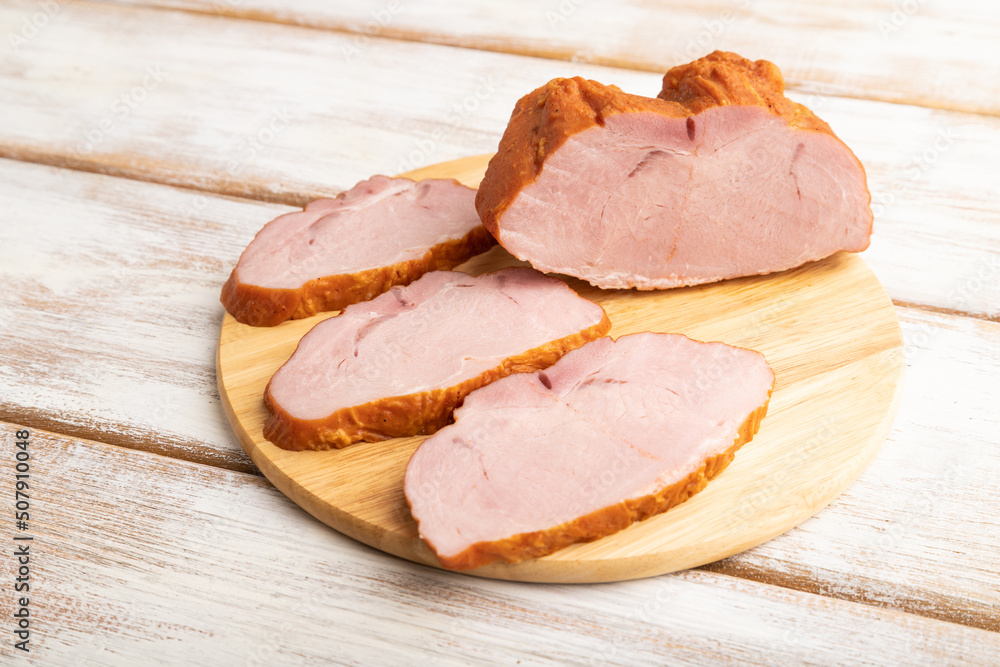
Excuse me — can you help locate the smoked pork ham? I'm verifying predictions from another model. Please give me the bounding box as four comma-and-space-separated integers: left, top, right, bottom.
222, 176, 495, 326
405, 332, 775, 570
476, 51, 872, 290
264, 268, 610, 450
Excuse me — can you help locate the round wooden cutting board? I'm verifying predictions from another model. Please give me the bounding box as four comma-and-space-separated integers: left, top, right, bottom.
217, 154, 904, 583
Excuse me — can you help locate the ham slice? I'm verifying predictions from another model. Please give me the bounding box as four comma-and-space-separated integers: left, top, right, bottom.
264, 268, 611, 450
405, 332, 775, 570
222, 175, 496, 326
476, 51, 872, 290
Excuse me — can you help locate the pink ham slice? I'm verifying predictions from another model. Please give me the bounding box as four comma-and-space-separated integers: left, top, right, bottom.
476, 51, 872, 290
405, 332, 775, 570
264, 267, 611, 450
222, 175, 495, 326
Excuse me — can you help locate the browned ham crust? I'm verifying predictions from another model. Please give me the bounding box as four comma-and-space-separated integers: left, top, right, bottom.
222, 226, 495, 327
427, 400, 767, 571
263, 268, 611, 451
222, 175, 496, 327
405, 332, 775, 570
476, 51, 872, 291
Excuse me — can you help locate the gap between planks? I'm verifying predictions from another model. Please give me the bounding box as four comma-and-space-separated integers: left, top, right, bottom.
0, 148, 993, 327
892, 300, 1000, 325
106, 0, 1000, 120
3, 1, 997, 318
5, 418, 999, 636
0, 404, 260, 476
0, 145, 315, 209
701, 559, 1000, 634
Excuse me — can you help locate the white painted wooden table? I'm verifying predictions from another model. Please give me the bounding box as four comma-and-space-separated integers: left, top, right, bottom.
1, 0, 998, 663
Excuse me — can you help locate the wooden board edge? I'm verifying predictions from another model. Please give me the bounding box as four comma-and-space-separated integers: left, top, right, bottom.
217, 310, 906, 582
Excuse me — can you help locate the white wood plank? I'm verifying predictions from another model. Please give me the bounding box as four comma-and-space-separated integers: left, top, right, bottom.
0, 159, 294, 471
814, 97, 1000, 319
0, 1, 997, 316
8, 424, 999, 665
110, 0, 1000, 115
2, 156, 999, 629
709, 308, 1000, 631
0, 0, 995, 655
0, 0, 659, 205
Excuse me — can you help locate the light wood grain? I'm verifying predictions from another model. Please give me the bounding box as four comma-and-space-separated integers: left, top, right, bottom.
2, 154, 995, 623
1, 1, 997, 318
0, 0, 649, 205
6, 423, 998, 665
0, 158, 295, 472
113, 0, 1000, 116
707, 307, 1000, 631
0, 0, 995, 656
217, 154, 905, 583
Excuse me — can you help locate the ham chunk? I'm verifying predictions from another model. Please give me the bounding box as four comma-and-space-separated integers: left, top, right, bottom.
476, 51, 872, 290
405, 332, 775, 570
264, 268, 611, 450
222, 175, 495, 326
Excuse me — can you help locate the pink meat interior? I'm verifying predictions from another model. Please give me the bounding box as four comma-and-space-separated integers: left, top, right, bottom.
237, 176, 480, 289
496, 106, 871, 289
405, 332, 774, 561
266, 268, 606, 419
